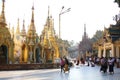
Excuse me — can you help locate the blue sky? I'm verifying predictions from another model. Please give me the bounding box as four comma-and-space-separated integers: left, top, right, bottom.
0, 0, 119, 43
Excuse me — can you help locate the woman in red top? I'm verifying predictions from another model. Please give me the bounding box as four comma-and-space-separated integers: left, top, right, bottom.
60, 57, 65, 72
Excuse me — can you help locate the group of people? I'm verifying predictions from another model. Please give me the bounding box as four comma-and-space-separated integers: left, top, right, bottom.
100, 57, 115, 74
75, 56, 117, 74
60, 56, 118, 74
86, 56, 116, 74
76, 57, 85, 66
60, 57, 70, 73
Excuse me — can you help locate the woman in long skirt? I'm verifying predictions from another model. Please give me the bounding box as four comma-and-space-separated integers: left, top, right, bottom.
108, 57, 114, 74
64, 57, 69, 73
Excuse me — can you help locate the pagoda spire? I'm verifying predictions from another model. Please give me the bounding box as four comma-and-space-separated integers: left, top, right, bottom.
82, 23, 88, 40
31, 5, 34, 23
47, 6, 50, 27
21, 19, 26, 37
27, 4, 36, 38
22, 19, 26, 32
0, 0, 6, 24
48, 6, 50, 18
28, 4, 36, 31
16, 18, 20, 34
84, 24, 86, 37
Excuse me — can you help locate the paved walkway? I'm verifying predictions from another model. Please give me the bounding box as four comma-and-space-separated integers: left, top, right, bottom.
0, 65, 120, 80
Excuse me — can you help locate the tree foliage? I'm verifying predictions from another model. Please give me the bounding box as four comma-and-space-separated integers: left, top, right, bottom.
91, 30, 103, 43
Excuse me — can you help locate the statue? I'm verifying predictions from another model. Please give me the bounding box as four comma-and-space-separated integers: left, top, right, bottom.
29, 51, 33, 62
113, 11, 120, 24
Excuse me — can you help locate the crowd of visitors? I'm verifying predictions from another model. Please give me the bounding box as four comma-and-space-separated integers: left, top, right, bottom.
87, 56, 119, 74
99, 57, 116, 74
59, 55, 120, 75
71, 56, 120, 75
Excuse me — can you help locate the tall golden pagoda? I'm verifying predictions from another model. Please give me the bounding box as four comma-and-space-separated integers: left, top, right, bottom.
19, 5, 42, 63
12, 5, 42, 64
0, 0, 14, 64
0, 1, 60, 64
13, 18, 25, 63
40, 7, 60, 63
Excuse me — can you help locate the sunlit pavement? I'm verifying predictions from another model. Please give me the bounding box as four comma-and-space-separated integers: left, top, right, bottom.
0, 64, 120, 80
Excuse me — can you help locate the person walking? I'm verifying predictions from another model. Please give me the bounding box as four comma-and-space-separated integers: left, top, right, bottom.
102, 57, 108, 73
100, 57, 104, 72
100, 57, 108, 73
108, 57, 114, 74
116, 58, 120, 68
76, 59, 79, 65
60, 57, 65, 72
64, 57, 69, 73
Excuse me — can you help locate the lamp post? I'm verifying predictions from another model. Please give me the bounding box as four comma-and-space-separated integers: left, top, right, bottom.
59, 6, 71, 39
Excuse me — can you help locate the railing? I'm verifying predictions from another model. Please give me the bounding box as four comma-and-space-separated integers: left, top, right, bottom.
0, 63, 60, 71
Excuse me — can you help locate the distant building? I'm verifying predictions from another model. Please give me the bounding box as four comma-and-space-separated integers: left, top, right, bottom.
39, 7, 60, 63
78, 24, 92, 58
93, 12, 120, 58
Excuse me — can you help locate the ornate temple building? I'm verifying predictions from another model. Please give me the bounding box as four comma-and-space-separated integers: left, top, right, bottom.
39, 7, 60, 63
9, 5, 42, 64
93, 13, 120, 58
0, 1, 60, 64
0, 0, 14, 64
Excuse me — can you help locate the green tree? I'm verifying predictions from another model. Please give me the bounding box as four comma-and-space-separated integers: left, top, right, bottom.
91, 30, 103, 43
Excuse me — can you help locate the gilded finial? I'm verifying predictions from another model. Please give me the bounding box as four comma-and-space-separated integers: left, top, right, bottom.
32, 4, 34, 10
31, 4, 34, 22
0, 0, 6, 24
48, 6, 50, 17
2, 0, 5, 11
21, 19, 26, 36
22, 19, 25, 30
27, 4, 36, 34
16, 18, 20, 34
84, 24, 86, 33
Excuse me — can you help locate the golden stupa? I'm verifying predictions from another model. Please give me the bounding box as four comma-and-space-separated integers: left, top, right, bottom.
0, 1, 60, 64
0, 0, 14, 64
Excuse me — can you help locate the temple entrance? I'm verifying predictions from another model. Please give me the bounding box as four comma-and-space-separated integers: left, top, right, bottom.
0, 45, 8, 64
101, 50, 103, 57
35, 48, 40, 63
21, 45, 25, 62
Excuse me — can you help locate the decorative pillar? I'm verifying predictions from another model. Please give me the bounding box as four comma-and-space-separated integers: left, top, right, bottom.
51, 50, 54, 63
119, 47, 120, 58
98, 46, 102, 58
9, 43, 14, 64
33, 47, 36, 63
29, 46, 33, 62
103, 44, 106, 57
111, 44, 115, 57
28, 39, 34, 63
116, 46, 119, 58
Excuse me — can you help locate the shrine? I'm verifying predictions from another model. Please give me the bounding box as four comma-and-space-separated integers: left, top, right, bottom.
93, 13, 120, 58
